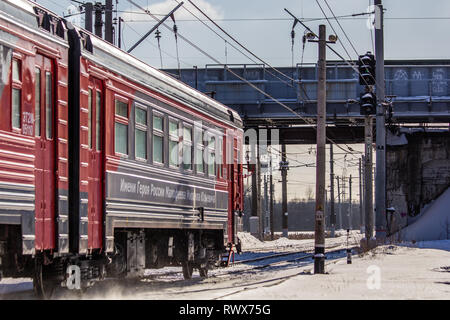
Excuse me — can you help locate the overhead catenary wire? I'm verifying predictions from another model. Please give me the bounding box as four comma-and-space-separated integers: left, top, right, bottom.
175, 0, 302, 90
125, 0, 358, 157
323, 0, 359, 57
310, 2, 384, 92
173, 0, 299, 90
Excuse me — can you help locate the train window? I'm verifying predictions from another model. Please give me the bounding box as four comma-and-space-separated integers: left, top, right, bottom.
114, 99, 128, 155
12, 60, 21, 82
12, 89, 21, 129
169, 119, 179, 167
153, 114, 163, 131
217, 137, 223, 178
88, 89, 92, 148
182, 125, 193, 170
152, 114, 164, 164
135, 106, 147, 160
11, 59, 22, 130
115, 100, 128, 118
195, 129, 204, 174
45, 72, 52, 139
207, 135, 216, 177
95, 91, 101, 150
34, 68, 41, 136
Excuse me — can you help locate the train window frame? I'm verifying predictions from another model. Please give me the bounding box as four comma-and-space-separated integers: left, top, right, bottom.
217, 136, 223, 178
194, 127, 205, 175
152, 111, 164, 165
135, 104, 148, 162
182, 123, 193, 171
206, 133, 216, 178
114, 97, 129, 157
11, 58, 22, 131
168, 118, 180, 168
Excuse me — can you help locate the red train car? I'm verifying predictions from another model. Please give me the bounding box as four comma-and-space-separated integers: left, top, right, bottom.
0, 0, 243, 298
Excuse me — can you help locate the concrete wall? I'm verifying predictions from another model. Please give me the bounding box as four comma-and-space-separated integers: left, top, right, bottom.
386, 128, 450, 233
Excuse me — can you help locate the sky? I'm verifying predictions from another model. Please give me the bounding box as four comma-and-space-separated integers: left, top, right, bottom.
33, 0, 449, 201
37, 0, 450, 68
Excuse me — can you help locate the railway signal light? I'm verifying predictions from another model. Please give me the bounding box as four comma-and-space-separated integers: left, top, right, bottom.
358, 52, 376, 85
360, 91, 377, 115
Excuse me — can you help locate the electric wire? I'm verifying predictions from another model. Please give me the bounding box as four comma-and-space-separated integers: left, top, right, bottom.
323, 0, 359, 57
175, 0, 301, 91
125, 0, 359, 156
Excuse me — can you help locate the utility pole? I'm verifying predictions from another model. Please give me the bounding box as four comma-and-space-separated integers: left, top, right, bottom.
374, 0, 387, 242
359, 158, 364, 233
250, 140, 260, 239
257, 155, 263, 240
364, 116, 374, 247
312, 24, 328, 274
263, 170, 269, 235
342, 175, 346, 228
269, 155, 274, 240
84, 2, 93, 33
105, 0, 113, 44
281, 143, 288, 238
349, 175, 352, 230
329, 143, 335, 237
337, 176, 342, 230
118, 17, 123, 49
285, 12, 336, 271
94, 2, 103, 38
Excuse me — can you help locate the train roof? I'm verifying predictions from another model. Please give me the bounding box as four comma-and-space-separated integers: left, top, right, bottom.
84, 33, 242, 129
2, 0, 243, 129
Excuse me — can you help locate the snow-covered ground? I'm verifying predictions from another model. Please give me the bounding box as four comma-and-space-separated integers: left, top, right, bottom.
237, 230, 362, 253
398, 187, 450, 241
222, 241, 450, 300
1, 234, 448, 300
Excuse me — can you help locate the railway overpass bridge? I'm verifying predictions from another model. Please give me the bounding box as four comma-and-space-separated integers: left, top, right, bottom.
165, 60, 450, 144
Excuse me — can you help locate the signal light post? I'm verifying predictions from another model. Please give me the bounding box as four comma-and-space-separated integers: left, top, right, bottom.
358, 52, 376, 249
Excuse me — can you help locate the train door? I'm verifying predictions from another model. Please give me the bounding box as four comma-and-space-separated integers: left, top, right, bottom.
34, 54, 56, 251
87, 78, 103, 250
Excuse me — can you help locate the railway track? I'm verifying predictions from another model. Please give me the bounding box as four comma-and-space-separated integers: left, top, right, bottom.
0, 243, 357, 299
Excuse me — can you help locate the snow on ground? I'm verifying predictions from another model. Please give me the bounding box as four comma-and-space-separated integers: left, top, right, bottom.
1, 236, 448, 300
237, 230, 363, 253
398, 187, 450, 241
220, 240, 450, 300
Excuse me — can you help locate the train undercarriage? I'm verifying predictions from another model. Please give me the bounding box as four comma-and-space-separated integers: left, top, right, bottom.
0, 226, 226, 298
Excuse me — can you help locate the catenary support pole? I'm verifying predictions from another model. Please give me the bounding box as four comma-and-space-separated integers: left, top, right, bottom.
105, 0, 113, 44
314, 24, 327, 274
349, 175, 352, 230
269, 155, 274, 240
337, 175, 342, 230
94, 2, 103, 38
374, 0, 387, 242
281, 143, 288, 238
257, 154, 263, 240
84, 2, 93, 33
359, 158, 364, 233
329, 143, 335, 237
364, 116, 374, 247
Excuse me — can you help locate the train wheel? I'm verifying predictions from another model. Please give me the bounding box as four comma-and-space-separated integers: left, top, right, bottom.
181, 261, 193, 280
33, 258, 57, 300
198, 267, 208, 278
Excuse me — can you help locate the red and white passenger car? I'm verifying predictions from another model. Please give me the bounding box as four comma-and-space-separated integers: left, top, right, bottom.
0, 0, 243, 297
